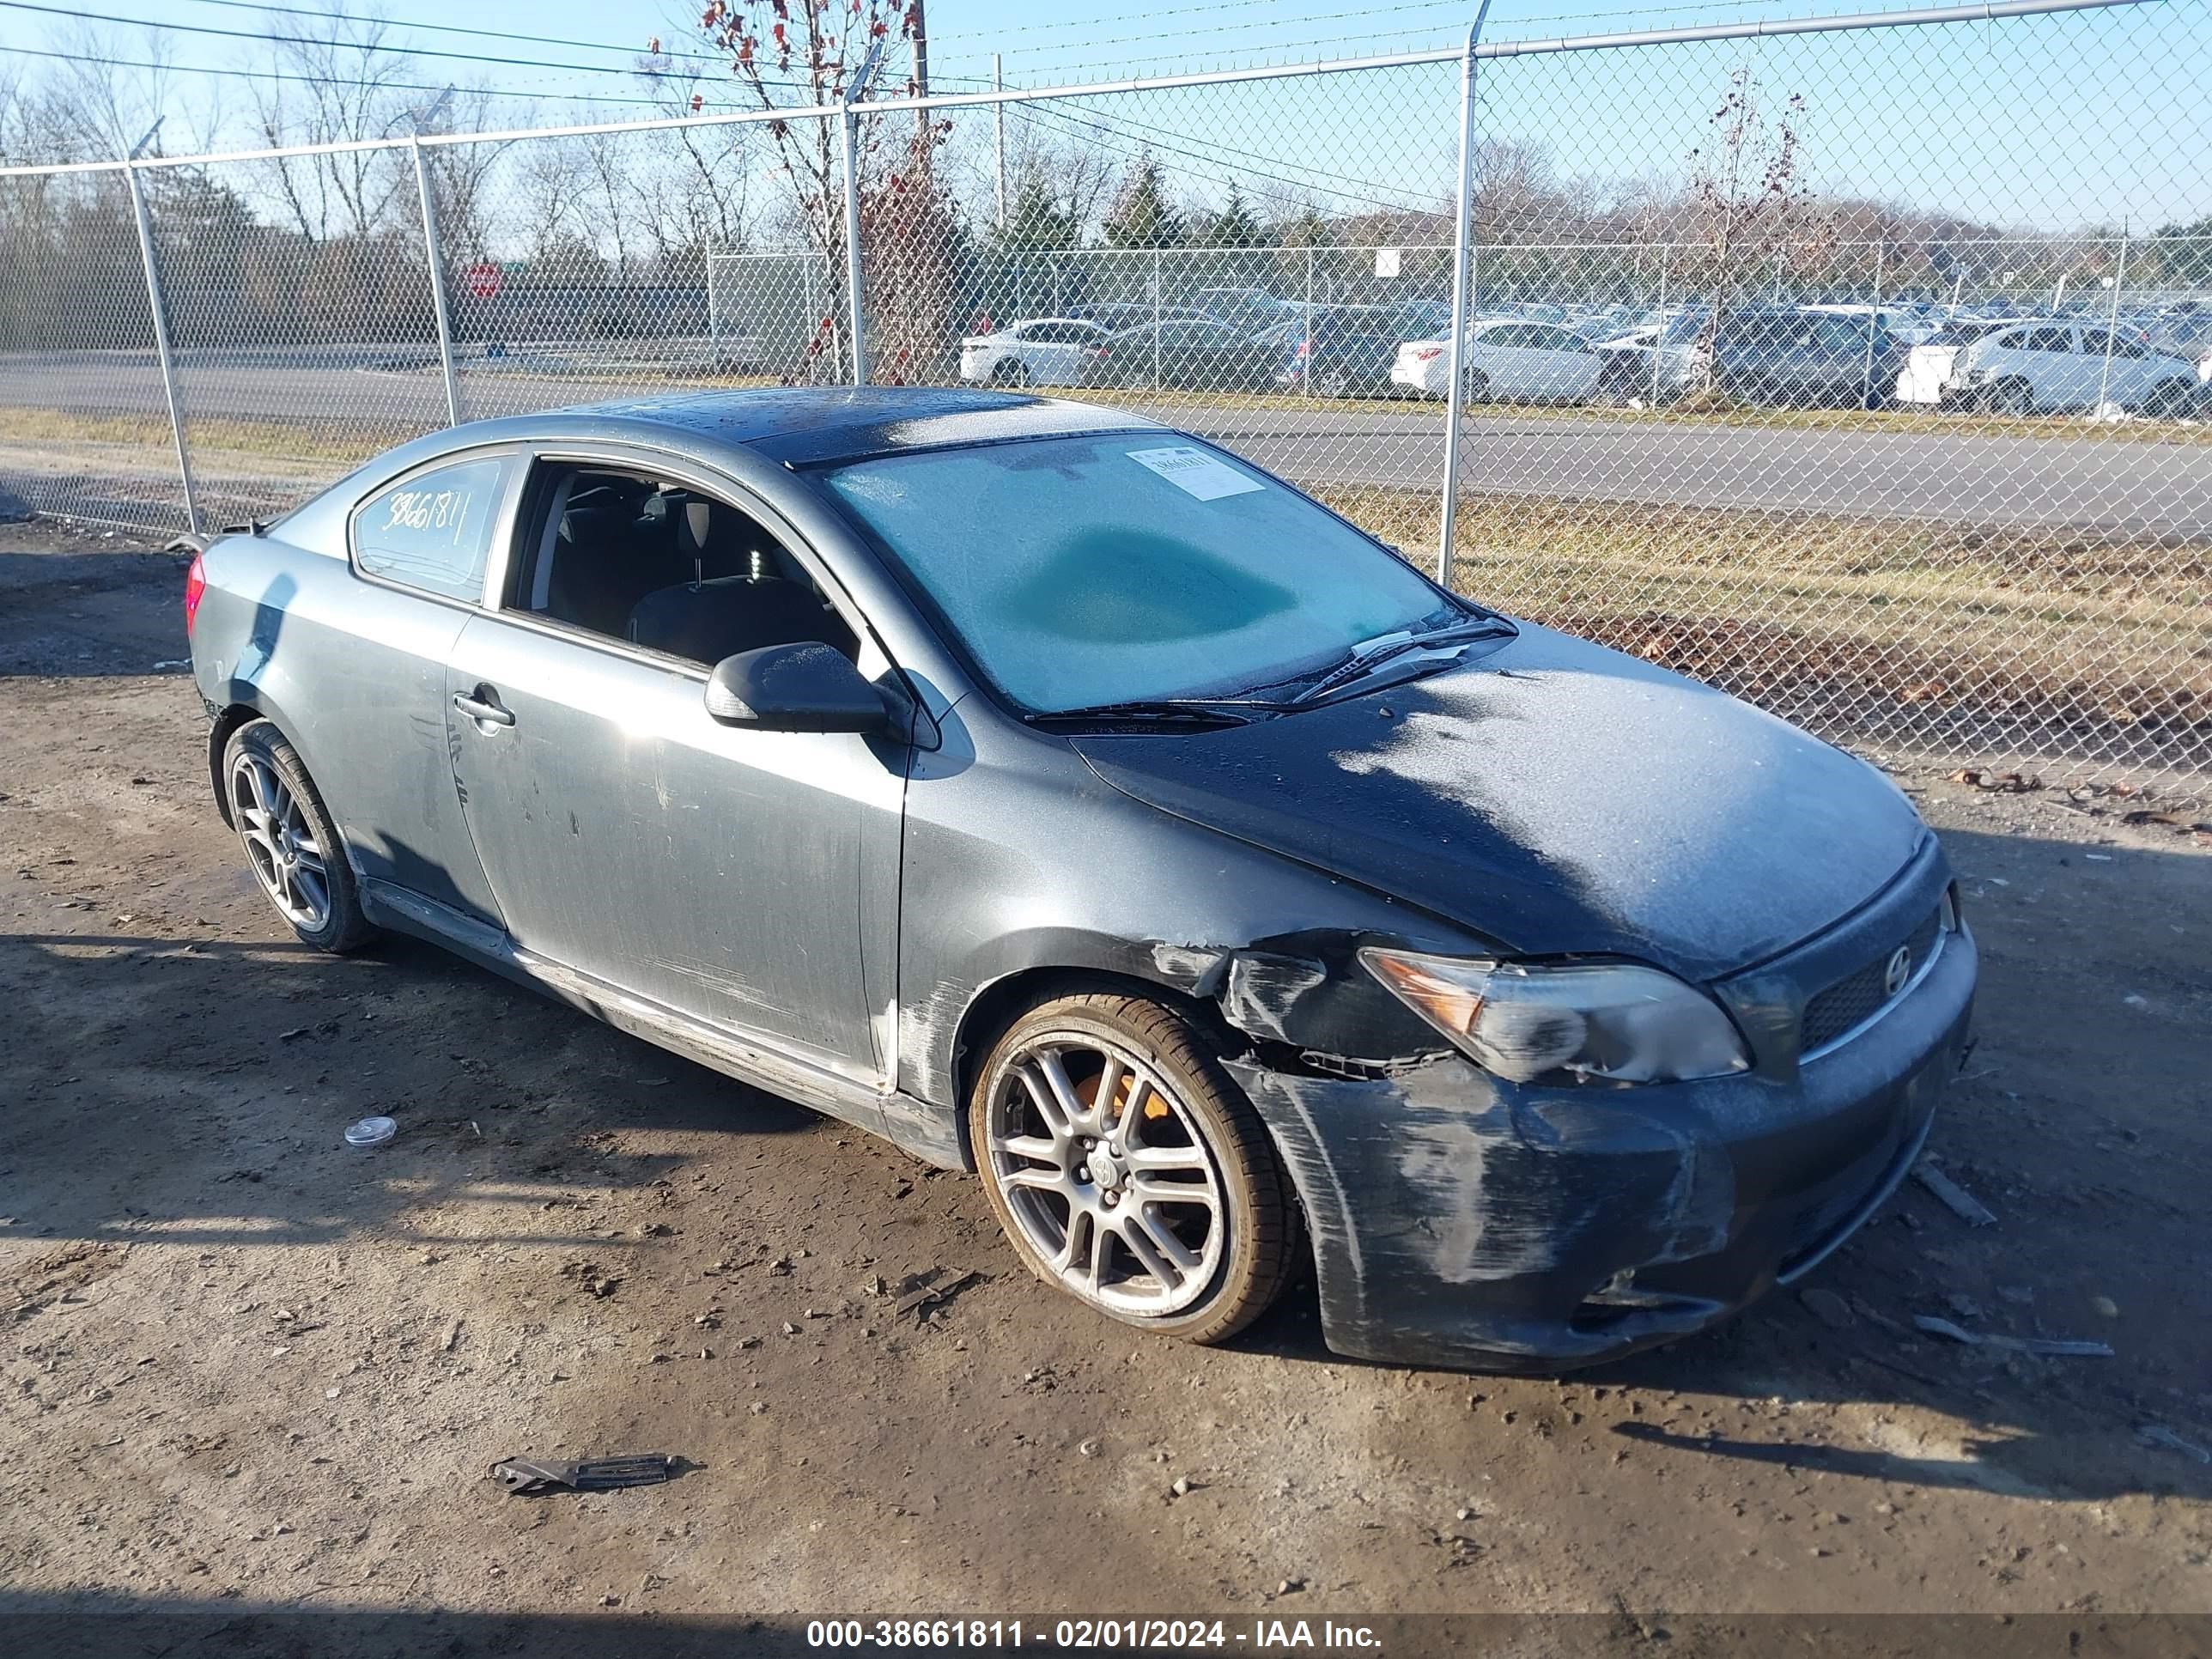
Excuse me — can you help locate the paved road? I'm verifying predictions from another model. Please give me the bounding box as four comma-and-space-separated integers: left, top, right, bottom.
7, 350, 2212, 536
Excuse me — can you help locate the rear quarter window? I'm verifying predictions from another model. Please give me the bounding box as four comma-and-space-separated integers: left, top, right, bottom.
351, 456, 509, 603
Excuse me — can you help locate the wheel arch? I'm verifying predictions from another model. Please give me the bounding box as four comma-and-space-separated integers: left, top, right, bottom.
206, 700, 274, 827
945, 964, 1229, 1172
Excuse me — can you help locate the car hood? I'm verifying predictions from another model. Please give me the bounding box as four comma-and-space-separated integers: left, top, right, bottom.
1073, 623, 1927, 983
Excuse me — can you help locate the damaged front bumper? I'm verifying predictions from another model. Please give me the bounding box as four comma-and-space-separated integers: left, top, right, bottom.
1228, 918, 1977, 1373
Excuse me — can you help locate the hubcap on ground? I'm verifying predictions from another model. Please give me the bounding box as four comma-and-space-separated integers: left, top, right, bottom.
985, 1035, 1227, 1316
229, 751, 330, 930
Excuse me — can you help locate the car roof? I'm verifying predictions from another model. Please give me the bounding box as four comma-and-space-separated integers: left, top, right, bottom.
441, 387, 1162, 468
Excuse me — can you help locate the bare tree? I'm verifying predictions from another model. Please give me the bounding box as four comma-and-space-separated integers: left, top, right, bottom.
698, 0, 949, 380
249, 14, 416, 245
1682, 68, 1834, 380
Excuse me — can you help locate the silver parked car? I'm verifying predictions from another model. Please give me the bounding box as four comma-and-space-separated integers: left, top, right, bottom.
185, 388, 1976, 1371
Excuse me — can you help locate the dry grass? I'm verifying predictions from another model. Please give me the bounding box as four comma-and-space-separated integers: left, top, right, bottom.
1316, 485, 2212, 760
0, 409, 394, 474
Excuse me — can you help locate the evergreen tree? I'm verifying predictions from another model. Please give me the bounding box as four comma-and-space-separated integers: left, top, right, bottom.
1103, 153, 1183, 249
999, 173, 1077, 252
1194, 181, 1264, 248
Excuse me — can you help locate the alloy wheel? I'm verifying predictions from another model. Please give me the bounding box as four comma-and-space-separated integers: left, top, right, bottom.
983, 1033, 1228, 1316
229, 750, 331, 930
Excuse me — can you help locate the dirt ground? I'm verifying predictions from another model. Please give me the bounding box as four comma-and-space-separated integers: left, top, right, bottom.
2, 518, 2208, 1654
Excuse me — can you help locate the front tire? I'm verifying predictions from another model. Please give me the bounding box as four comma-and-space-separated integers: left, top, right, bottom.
224, 720, 374, 954
969, 992, 1294, 1346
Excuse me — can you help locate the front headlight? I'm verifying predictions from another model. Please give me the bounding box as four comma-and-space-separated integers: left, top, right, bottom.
1359, 949, 1751, 1085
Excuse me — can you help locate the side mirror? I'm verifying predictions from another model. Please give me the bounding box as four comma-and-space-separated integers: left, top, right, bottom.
704, 642, 889, 734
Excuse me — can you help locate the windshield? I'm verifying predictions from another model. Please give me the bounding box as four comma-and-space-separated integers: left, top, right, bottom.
819, 434, 1459, 714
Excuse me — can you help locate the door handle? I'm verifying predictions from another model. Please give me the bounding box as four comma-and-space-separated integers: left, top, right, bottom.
453, 686, 515, 727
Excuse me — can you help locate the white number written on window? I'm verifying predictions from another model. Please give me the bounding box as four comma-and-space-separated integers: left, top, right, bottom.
381, 487, 474, 544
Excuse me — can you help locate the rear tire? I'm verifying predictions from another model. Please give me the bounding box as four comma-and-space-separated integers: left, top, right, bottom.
223, 720, 374, 955
969, 992, 1295, 1346
2140, 378, 2192, 419
991, 359, 1031, 388
1463, 368, 1491, 403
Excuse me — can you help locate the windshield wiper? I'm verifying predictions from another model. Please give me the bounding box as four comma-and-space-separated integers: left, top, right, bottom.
1290, 615, 1515, 705
1024, 697, 1276, 728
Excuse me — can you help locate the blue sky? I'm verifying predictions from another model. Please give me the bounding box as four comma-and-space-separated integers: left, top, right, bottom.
3, 0, 2206, 230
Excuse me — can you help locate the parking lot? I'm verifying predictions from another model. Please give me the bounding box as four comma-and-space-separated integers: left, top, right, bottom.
3, 519, 2208, 1650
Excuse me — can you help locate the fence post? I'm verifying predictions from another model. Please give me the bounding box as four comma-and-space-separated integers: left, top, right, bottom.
2095, 229, 2130, 416
707, 252, 720, 374
1153, 247, 1163, 389
410, 139, 462, 427
1860, 242, 1886, 410
839, 109, 867, 386
1436, 0, 1491, 585
123, 161, 200, 538
1650, 242, 1669, 405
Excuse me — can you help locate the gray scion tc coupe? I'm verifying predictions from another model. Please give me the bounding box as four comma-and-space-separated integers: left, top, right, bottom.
185, 387, 1974, 1370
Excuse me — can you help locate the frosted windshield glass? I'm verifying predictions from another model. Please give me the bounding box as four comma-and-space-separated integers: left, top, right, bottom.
822, 435, 1450, 713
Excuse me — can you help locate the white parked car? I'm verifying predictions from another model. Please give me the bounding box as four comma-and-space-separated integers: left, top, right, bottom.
958, 318, 1112, 387
1390, 319, 1604, 403
1950, 320, 2199, 415
1892, 317, 2042, 406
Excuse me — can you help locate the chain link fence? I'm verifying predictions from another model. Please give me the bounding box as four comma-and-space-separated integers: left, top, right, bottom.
1, 0, 2207, 778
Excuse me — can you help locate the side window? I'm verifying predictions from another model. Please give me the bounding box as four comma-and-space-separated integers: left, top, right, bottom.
507, 460, 858, 669
2024, 326, 2075, 353
1484, 324, 1531, 349
353, 456, 507, 603
2083, 328, 2146, 359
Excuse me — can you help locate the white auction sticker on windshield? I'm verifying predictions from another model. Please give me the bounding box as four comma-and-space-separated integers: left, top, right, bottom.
1127, 446, 1265, 501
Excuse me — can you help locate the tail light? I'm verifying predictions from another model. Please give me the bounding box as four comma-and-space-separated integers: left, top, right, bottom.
1413, 346, 1443, 362
183, 551, 206, 636
1295, 340, 1310, 359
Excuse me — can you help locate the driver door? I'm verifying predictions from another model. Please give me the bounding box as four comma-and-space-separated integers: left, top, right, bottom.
444, 449, 908, 1096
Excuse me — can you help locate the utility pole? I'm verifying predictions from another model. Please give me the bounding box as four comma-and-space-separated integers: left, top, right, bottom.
993, 53, 1007, 231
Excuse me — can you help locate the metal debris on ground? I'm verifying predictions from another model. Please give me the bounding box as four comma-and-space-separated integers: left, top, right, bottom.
491, 1454, 678, 1496
1911, 1161, 1996, 1226
1949, 769, 2042, 793
343, 1115, 397, 1148
895, 1267, 981, 1320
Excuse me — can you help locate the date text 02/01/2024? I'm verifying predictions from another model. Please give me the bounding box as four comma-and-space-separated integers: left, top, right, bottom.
804, 1617, 1385, 1650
